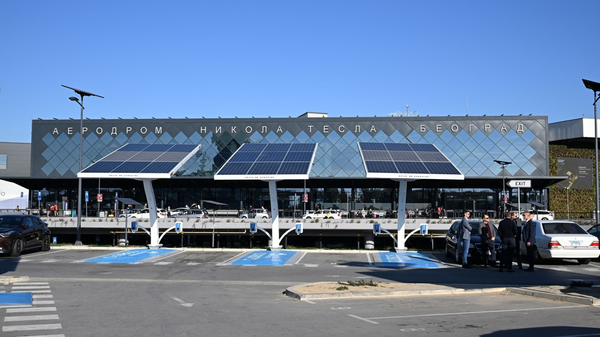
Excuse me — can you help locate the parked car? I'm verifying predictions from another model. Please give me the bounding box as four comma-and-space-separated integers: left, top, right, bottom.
519, 210, 555, 221
0, 214, 51, 257
127, 208, 167, 219
520, 220, 600, 264
172, 209, 208, 219
302, 209, 341, 220
239, 208, 270, 219
588, 224, 600, 241
445, 220, 501, 264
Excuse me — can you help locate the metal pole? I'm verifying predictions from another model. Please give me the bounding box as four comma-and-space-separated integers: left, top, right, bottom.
567, 187, 570, 220
75, 96, 84, 245
502, 164, 506, 217
594, 92, 600, 222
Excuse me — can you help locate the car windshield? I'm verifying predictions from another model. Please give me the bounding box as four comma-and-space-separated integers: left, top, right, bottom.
542, 222, 586, 234
0, 216, 23, 228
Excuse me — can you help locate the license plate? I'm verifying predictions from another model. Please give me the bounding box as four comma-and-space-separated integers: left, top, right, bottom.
571, 241, 580, 246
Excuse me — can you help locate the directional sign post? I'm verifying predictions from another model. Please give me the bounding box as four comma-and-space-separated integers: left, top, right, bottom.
508, 180, 531, 214
85, 191, 89, 217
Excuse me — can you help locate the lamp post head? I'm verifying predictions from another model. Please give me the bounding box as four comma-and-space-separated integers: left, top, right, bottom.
493, 160, 512, 166
69, 96, 79, 102
583, 79, 600, 92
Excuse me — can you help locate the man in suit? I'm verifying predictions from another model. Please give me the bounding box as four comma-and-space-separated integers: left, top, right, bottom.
513, 212, 523, 270
522, 211, 536, 271
498, 211, 518, 272
460, 210, 472, 268
479, 214, 498, 267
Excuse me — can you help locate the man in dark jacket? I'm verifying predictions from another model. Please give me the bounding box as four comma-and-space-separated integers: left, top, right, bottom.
522, 211, 536, 271
513, 212, 523, 270
479, 214, 498, 267
498, 212, 518, 272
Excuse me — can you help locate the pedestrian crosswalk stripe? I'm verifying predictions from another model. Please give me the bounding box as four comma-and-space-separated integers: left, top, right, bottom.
11, 286, 50, 290
11, 290, 51, 294
32, 300, 55, 305
4, 314, 60, 322
32, 295, 53, 299
2, 323, 63, 332
7, 307, 57, 313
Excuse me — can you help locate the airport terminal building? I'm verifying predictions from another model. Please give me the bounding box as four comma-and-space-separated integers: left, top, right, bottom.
13, 113, 559, 214
0, 113, 580, 248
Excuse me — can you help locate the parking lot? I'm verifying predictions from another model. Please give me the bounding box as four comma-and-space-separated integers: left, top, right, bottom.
2, 248, 600, 336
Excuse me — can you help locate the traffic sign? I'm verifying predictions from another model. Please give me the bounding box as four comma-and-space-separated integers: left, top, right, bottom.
507, 180, 531, 188
85, 191, 89, 203
38, 191, 41, 201
373, 223, 381, 235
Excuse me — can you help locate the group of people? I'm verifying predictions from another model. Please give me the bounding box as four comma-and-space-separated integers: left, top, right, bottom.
459, 210, 537, 272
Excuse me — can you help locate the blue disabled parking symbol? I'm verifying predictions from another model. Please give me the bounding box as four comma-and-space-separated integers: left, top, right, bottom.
231, 250, 299, 266
375, 251, 443, 269
84, 249, 175, 264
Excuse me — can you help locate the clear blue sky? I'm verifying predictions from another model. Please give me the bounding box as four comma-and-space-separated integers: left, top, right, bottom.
2, 0, 599, 143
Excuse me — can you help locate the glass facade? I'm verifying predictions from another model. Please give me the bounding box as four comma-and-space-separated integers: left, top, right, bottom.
29, 115, 550, 215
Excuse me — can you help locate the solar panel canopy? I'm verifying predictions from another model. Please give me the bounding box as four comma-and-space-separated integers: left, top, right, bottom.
78, 144, 201, 179
214, 143, 318, 180
358, 142, 464, 180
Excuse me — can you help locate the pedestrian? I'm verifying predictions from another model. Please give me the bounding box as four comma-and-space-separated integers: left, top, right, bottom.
460, 210, 472, 268
513, 212, 523, 270
167, 206, 172, 218
479, 214, 498, 267
522, 211, 536, 272
498, 211, 518, 272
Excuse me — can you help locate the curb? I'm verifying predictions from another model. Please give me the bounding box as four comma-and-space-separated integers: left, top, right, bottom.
508, 287, 600, 306
284, 284, 507, 301
284, 283, 600, 306
0, 276, 30, 285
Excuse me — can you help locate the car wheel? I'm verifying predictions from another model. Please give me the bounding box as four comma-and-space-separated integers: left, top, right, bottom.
241, 216, 248, 219
306, 216, 312, 219
11, 238, 23, 257
455, 246, 461, 264
41, 235, 51, 251
541, 217, 548, 220
578, 258, 591, 265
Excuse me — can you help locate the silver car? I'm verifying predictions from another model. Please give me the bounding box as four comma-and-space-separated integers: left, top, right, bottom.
520, 220, 600, 265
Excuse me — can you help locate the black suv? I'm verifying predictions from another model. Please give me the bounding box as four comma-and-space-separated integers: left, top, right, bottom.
0, 214, 51, 257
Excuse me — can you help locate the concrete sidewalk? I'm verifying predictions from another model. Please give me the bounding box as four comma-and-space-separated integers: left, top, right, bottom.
284, 281, 600, 306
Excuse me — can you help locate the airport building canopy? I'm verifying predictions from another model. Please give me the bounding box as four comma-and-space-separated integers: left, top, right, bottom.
214, 143, 318, 181
77, 144, 201, 179
357, 142, 464, 180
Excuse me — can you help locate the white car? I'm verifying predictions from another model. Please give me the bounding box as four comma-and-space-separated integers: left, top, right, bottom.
128, 208, 167, 219
302, 209, 341, 220
519, 210, 554, 221
520, 220, 600, 264
239, 209, 270, 219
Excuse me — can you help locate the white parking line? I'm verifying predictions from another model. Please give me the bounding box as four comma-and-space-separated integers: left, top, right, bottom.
359, 304, 586, 322
294, 252, 308, 265
218, 251, 248, 265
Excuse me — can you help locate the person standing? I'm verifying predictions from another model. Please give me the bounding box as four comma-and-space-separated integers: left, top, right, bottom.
513, 212, 523, 270
522, 211, 537, 272
460, 210, 472, 268
479, 214, 498, 267
498, 211, 518, 272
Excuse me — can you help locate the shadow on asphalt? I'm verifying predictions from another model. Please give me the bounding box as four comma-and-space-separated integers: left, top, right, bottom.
481, 326, 600, 337
0, 256, 20, 275
353, 252, 600, 289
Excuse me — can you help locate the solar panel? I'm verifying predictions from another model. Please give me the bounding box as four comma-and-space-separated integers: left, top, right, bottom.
78, 143, 201, 179
358, 142, 463, 180
214, 143, 318, 180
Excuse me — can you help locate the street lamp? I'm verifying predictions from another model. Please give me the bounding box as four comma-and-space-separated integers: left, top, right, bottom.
582, 79, 600, 223
494, 160, 512, 218
62, 85, 104, 245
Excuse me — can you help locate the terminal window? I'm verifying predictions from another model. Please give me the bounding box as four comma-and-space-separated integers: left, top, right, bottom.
0, 154, 6, 169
